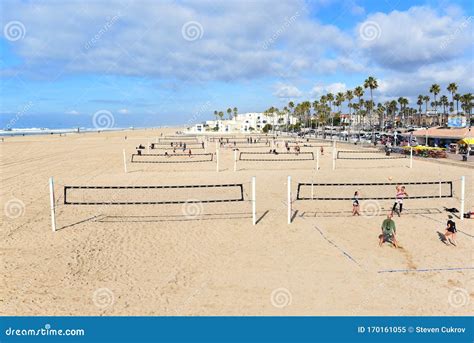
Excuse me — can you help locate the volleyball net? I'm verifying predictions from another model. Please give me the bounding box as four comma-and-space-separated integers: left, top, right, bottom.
336, 150, 406, 160
285, 176, 465, 223
159, 136, 199, 142
49, 176, 258, 231
296, 181, 453, 200
238, 152, 314, 161
283, 141, 332, 148
63, 184, 244, 205
150, 142, 204, 149
131, 153, 214, 163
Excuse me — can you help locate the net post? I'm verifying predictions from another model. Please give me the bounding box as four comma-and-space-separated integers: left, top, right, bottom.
123, 149, 128, 173
216, 149, 220, 172
316, 149, 320, 171
234, 150, 237, 172
147, 141, 150, 154
460, 176, 465, 221
252, 176, 256, 226
49, 177, 56, 232
410, 147, 413, 168
287, 176, 292, 224
332, 148, 336, 170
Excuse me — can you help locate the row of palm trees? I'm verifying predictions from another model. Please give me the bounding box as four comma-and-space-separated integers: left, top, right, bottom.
263, 77, 473, 131
213, 107, 238, 122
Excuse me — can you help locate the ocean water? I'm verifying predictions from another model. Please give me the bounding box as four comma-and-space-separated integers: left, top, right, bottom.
0, 127, 151, 137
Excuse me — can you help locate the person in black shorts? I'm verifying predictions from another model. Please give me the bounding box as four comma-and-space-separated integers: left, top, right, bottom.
352, 191, 360, 216
444, 215, 457, 246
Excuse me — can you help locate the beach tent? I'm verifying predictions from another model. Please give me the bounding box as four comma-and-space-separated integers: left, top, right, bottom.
457, 137, 474, 145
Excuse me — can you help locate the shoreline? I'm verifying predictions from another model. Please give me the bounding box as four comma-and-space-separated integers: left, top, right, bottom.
0, 126, 183, 138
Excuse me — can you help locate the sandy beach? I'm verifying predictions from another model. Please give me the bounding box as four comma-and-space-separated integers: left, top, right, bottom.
1, 128, 473, 316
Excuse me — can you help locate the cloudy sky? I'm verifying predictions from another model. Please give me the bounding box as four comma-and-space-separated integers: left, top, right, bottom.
0, 0, 473, 129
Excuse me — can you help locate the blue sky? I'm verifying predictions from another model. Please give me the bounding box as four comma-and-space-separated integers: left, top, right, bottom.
0, 0, 473, 129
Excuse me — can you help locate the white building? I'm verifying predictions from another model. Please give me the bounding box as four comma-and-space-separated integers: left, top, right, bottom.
187, 112, 298, 133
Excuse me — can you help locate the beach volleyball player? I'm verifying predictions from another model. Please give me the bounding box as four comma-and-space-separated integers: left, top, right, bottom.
392, 185, 408, 217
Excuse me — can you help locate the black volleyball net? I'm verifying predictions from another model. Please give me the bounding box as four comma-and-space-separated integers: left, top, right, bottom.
296, 181, 453, 200
337, 150, 407, 160
63, 184, 245, 205
159, 136, 199, 142
131, 153, 214, 163
239, 152, 314, 161
284, 141, 332, 148
150, 143, 204, 150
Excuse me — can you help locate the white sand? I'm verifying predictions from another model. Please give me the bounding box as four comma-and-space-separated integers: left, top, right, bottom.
1, 128, 473, 316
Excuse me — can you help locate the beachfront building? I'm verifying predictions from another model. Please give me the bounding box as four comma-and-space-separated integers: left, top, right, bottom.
186, 112, 298, 133
409, 127, 473, 148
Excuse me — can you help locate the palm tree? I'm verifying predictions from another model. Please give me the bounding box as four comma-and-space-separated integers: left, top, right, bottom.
423, 96, 430, 126
364, 76, 378, 138
440, 95, 449, 125
226, 108, 232, 120
312, 101, 319, 130
397, 97, 408, 127
417, 95, 423, 112
429, 84, 441, 124
388, 100, 398, 127
264, 107, 275, 132
461, 93, 473, 127
359, 99, 367, 127
213, 110, 218, 121
345, 90, 354, 131
326, 93, 335, 136
354, 86, 364, 129
447, 83, 458, 112
233, 107, 238, 119
453, 93, 461, 114
416, 95, 423, 125
376, 103, 385, 130
301, 101, 311, 128
336, 92, 345, 113
319, 95, 329, 136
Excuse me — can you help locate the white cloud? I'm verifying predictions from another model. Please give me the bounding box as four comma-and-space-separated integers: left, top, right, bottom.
118, 108, 129, 114
357, 6, 473, 70
310, 82, 347, 97
377, 61, 474, 99
1, 0, 353, 81
65, 110, 80, 115
274, 83, 302, 99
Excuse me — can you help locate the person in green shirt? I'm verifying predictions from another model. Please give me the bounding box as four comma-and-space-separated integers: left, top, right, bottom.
379, 213, 398, 248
